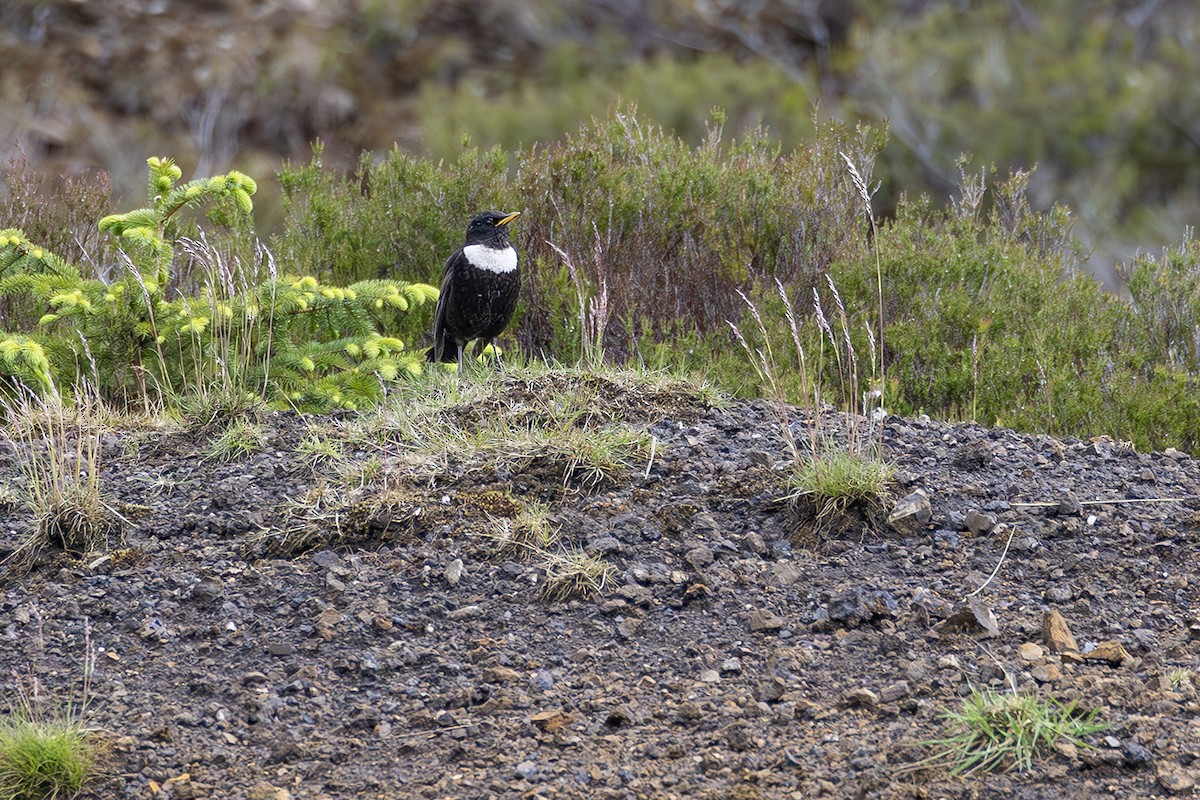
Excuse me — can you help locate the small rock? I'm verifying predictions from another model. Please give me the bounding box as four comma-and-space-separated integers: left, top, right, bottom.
1053, 739, 1079, 760
616, 583, 654, 606
529, 709, 575, 732
530, 669, 554, 691
699, 669, 721, 683
445, 559, 463, 586
748, 608, 785, 633
951, 442, 992, 470
756, 676, 787, 702
685, 545, 714, 570
770, 561, 804, 587
741, 533, 767, 555
844, 687, 879, 707
312, 550, 343, 571
720, 657, 742, 674
447, 604, 480, 620
1030, 663, 1062, 683
588, 536, 622, 554
1122, 741, 1153, 766
879, 681, 911, 702
359, 651, 381, 676
963, 509, 997, 536
1017, 642, 1045, 661
485, 667, 522, 683
821, 587, 899, 628
1163, 447, 1190, 461
1054, 491, 1083, 516
912, 587, 955, 619
314, 608, 342, 641
937, 598, 1000, 638
1085, 640, 1132, 666
616, 617, 642, 639
248, 782, 292, 800
887, 489, 932, 535
516, 760, 539, 780
189, 579, 224, 605
1043, 609, 1079, 653
1157, 760, 1196, 792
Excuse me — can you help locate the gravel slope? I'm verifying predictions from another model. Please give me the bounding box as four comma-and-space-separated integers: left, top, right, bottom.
1, 372, 1198, 799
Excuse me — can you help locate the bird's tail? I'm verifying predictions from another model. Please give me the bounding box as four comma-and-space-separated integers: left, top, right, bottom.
426, 339, 459, 363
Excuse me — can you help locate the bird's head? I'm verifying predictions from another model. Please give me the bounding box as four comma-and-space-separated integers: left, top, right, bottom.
465, 210, 521, 245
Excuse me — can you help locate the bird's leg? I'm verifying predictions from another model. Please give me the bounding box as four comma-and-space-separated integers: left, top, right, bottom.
457, 341, 465, 376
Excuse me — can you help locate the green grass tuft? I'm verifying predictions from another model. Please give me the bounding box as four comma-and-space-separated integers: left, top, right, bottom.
914, 689, 1106, 776
787, 445, 895, 525
203, 418, 267, 463
539, 548, 617, 601
0, 714, 100, 800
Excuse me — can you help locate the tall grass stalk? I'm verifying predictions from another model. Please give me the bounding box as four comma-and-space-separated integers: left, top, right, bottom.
547, 221, 610, 367
841, 151, 886, 410
174, 233, 275, 416
730, 149, 892, 534
0, 620, 104, 799
2, 383, 119, 571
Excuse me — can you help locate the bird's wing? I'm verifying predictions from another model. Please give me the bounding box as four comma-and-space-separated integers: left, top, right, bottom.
431, 250, 461, 358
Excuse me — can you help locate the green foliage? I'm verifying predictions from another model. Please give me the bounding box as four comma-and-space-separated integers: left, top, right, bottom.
7, 108, 1200, 450
915, 689, 1105, 775
846, 0, 1200, 248
540, 548, 617, 601
275, 141, 512, 285
0, 714, 99, 800
712, 160, 1200, 452
97, 157, 257, 287
273, 141, 511, 351
205, 417, 267, 463
0, 621, 102, 800
418, 49, 819, 163
517, 106, 881, 360
789, 445, 894, 525
3, 386, 121, 574
0, 158, 437, 413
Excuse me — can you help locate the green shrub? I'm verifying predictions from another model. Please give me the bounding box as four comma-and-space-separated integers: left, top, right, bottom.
417, 48, 820, 163
0, 157, 438, 412
516, 107, 881, 360
6, 108, 1200, 451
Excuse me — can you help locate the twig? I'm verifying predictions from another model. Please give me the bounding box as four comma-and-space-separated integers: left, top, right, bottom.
966, 525, 1017, 598
644, 435, 657, 479
1010, 496, 1197, 508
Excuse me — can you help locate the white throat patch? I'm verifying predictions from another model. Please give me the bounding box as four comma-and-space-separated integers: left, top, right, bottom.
463, 244, 518, 274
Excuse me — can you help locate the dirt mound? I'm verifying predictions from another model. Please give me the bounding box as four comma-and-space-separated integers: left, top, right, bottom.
0, 375, 1197, 798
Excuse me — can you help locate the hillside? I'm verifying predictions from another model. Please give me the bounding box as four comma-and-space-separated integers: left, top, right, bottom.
1, 370, 1196, 799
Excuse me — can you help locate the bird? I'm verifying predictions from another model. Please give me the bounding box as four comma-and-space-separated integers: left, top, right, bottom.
427, 210, 522, 373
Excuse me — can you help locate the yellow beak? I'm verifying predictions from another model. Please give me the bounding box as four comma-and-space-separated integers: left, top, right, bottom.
497, 211, 521, 226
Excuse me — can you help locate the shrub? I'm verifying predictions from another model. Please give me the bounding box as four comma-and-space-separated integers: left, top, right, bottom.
516, 107, 881, 361
0, 157, 438, 412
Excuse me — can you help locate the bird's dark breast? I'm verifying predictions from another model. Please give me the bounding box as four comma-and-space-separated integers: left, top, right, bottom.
446, 262, 520, 339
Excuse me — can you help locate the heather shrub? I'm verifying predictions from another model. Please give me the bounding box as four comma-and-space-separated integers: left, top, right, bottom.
516, 108, 881, 361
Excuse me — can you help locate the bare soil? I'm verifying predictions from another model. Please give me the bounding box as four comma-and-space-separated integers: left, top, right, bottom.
1, 373, 1198, 799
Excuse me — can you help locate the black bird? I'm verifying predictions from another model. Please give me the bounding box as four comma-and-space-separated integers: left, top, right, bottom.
427, 210, 522, 373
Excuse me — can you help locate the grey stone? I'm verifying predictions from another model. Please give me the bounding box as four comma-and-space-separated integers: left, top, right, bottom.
749, 608, 785, 633
888, 489, 932, 535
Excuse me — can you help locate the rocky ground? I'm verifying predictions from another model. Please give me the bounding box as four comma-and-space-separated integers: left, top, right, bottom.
0, 370, 1198, 799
